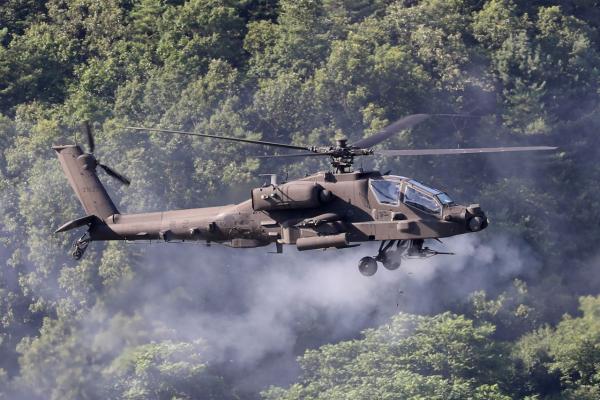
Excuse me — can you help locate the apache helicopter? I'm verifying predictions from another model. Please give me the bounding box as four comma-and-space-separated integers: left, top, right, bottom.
53, 115, 556, 276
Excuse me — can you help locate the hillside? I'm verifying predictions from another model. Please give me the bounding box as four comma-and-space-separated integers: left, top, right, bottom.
1, 1, 600, 399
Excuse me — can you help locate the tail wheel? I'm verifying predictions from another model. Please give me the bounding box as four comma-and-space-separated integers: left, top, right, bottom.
358, 256, 378, 276
71, 233, 90, 260
72, 248, 83, 260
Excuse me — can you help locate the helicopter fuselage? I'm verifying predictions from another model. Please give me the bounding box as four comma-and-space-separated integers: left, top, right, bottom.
85, 170, 487, 251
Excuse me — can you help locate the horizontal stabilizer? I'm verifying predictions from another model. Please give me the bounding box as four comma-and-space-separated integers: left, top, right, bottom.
55, 215, 100, 233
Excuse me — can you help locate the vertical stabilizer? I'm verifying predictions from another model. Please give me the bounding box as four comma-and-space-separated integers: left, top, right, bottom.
53, 144, 119, 219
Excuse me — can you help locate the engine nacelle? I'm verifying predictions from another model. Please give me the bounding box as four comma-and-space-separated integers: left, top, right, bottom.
252, 182, 329, 211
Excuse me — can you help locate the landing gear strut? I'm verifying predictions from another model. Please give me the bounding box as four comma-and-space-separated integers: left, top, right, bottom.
357, 240, 404, 276
357, 239, 453, 276
71, 232, 90, 260
375, 240, 404, 270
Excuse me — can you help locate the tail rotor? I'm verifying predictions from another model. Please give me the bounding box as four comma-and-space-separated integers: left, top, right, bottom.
80, 121, 130, 186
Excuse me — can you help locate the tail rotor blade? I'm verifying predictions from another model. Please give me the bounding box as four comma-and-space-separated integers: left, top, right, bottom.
98, 163, 131, 186
79, 121, 131, 186
82, 121, 95, 153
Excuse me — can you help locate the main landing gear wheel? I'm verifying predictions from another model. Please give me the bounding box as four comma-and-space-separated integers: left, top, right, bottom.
382, 258, 401, 271
358, 256, 378, 276
384, 240, 408, 270
375, 240, 402, 271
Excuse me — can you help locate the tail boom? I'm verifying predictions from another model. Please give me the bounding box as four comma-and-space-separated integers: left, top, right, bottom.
53, 144, 118, 219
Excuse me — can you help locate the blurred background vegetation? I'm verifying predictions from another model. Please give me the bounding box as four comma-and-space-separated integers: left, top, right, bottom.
1, 0, 600, 399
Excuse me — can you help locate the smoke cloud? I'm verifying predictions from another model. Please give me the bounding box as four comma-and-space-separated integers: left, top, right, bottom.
86, 232, 538, 393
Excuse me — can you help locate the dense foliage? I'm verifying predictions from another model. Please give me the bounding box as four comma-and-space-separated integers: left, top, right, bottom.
1, 0, 599, 399
264, 295, 600, 400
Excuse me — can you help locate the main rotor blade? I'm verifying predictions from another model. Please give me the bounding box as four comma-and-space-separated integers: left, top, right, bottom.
257, 152, 331, 159
377, 146, 558, 157
351, 114, 431, 149
351, 113, 480, 149
127, 126, 312, 151
82, 120, 95, 153
98, 163, 131, 186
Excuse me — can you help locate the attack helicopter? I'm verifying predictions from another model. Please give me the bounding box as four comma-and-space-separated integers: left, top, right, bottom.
52, 115, 556, 276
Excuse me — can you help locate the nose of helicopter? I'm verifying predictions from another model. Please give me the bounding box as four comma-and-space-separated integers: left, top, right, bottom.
465, 204, 488, 232
444, 204, 488, 232
468, 215, 486, 232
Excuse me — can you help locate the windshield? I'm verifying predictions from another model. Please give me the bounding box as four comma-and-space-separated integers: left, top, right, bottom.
406, 179, 454, 208
409, 179, 441, 195
370, 180, 400, 205
404, 186, 441, 214
437, 192, 454, 205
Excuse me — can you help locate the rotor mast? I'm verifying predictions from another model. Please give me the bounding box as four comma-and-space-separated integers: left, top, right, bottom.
330, 138, 353, 173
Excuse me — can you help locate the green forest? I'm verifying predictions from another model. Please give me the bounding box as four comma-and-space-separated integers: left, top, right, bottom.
1, 0, 600, 398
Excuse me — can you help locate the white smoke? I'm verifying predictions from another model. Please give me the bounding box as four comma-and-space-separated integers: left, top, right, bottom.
88, 231, 538, 391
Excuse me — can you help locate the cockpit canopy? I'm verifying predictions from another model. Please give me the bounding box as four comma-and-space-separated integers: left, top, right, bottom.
369, 178, 454, 214
370, 179, 401, 205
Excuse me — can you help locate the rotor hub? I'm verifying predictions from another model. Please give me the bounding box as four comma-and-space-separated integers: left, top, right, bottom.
76, 121, 131, 186
77, 153, 98, 170
325, 146, 373, 173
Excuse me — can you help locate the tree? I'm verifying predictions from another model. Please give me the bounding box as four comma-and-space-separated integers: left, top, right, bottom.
514, 296, 600, 398
263, 312, 513, 399
105, 340, 231, 400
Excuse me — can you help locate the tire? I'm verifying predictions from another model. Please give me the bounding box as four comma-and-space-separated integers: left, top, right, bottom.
72, 248, 82, 260
383, 258, 401, 270
358, 257, 378, 276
